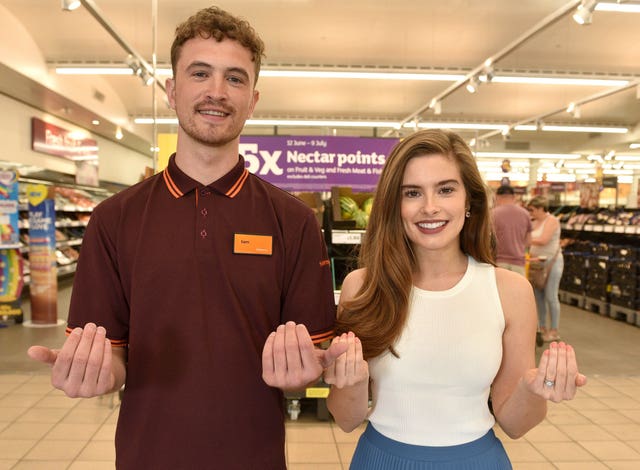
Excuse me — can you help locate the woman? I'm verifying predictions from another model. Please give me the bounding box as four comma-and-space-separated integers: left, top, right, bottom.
527, 196, 564, 342
324, 129, 585, 469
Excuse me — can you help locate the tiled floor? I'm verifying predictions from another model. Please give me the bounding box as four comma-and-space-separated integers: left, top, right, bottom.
1, 281, 639, 469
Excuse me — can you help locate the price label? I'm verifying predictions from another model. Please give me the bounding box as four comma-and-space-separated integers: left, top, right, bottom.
332, 231, 363, 244
625, 226, 636, 234
593, 225, 604, 232
613, 226, 625, 233
583, 225, 593, 232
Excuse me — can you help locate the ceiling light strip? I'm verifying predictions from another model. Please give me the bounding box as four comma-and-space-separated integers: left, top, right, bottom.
246, 119, 401, 128
259, 70, 466, 81
56, 67, 134, 75
514, 124, 628, 133
613, 155, 640, 162
475, 152, 582, 160
489, 76, 628, 86
595, 3, 640, 13
53, 66, 631, 87
412, 122, 504, 130
134, 117, 625, 134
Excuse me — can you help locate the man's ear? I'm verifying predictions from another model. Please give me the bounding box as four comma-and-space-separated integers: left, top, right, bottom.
166, 78, 176, 110
248, 89, 260, 117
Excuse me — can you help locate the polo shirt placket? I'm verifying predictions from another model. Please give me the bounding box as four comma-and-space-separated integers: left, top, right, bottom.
196, 186, 213, 248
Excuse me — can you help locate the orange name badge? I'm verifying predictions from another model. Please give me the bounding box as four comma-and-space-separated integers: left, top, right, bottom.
233, 233, 273, 256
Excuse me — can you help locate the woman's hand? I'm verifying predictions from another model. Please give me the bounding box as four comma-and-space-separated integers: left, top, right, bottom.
323, 332, 369, 389
523, 341, 587, 402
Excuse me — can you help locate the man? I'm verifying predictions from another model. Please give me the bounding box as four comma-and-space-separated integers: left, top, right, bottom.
28, 6, 345, 469
492, 185, 532, 276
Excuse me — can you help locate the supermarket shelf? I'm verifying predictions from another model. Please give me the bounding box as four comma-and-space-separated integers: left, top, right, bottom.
57, 239, 82, 248
561, 223, 640, 235
18, 204, 94, 213
0, 244, 22, 250
19, 220, 89, 229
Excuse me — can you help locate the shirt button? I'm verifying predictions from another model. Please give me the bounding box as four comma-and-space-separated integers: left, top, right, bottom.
201, 208, 208, 216
200, 229, 207, 239
200, 189, 211, 196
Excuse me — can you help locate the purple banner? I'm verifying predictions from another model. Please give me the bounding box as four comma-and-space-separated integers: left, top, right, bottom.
239, 136, 399, 192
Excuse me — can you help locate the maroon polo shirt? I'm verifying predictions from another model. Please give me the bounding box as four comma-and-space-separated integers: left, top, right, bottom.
67, 154, 336, 469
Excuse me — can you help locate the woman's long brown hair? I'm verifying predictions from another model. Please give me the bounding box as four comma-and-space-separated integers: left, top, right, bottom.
335, 129, 495, 359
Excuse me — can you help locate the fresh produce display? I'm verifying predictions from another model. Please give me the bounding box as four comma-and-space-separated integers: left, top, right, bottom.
339, 196, 373, 228
362, 197, 374, 215
339, 196, 359, 220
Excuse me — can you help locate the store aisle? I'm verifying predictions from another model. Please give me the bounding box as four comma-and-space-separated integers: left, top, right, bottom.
1, 282, 639, 469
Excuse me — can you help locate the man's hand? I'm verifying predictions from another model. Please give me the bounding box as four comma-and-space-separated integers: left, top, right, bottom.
27, 323, 116, 398
262, 321, 348, 391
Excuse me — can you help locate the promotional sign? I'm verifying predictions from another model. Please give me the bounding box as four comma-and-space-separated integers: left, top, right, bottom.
31, 117, 99, 162
0, 170, 20, 247
156, 134, 399, 192
0, 250, 24, 321
579, 182, 600, 209
239, 136, 399, 192
602, 176, 618, 189
27, 184, 58, 325
549, 182, 567, 193
0, 170, 24, 321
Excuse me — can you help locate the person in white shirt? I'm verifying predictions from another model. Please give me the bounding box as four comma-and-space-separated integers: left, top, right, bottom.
324, 129, 586, 470
527, 196, 563, 342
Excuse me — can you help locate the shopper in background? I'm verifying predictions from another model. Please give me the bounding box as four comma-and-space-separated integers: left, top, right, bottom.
324, 129, 586, 469
492, 185, 532, 276
527, 196, 564, 342
27, 6, 345, 469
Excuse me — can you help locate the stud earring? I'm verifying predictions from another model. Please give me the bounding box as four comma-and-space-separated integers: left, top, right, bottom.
465, 211, 471, 218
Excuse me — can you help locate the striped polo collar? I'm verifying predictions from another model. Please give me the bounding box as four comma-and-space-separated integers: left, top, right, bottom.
162, 153, 249, 199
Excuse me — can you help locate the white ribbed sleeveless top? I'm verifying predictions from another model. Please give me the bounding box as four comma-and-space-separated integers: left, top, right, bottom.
530, 214, 561, 259
367, 257, 505, 446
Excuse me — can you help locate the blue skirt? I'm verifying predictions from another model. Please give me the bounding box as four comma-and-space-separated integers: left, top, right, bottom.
350, 423, 512, 470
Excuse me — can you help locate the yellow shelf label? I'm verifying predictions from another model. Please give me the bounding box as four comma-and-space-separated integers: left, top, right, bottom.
306, 387, 330, 398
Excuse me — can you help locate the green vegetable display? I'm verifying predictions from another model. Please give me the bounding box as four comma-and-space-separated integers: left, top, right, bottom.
362, 197, 374, 215
339, 196, 359, 219
339, 195, 373, 228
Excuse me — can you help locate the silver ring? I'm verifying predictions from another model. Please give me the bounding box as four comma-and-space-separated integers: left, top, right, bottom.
544, 379, 555, 388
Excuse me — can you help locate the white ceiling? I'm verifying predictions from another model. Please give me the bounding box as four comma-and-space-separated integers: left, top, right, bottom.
1, 0, 640, 158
